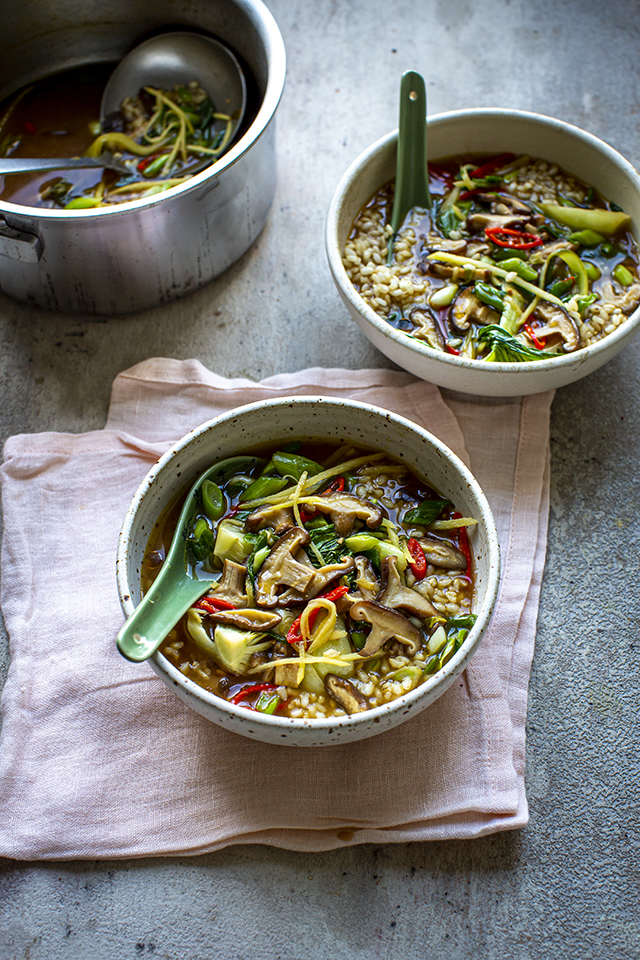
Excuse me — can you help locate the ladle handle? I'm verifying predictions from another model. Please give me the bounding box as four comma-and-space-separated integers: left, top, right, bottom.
388, 70, 431, 262
117, 572, 212, 663
0, 156, 130, 175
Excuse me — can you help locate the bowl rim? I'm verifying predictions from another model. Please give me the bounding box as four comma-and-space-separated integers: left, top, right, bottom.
325, 106, 640, 378
116, 395, 501, 733
0, 0, 286, 220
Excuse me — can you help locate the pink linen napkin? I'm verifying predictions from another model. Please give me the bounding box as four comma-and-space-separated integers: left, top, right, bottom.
0, 359, 552, 859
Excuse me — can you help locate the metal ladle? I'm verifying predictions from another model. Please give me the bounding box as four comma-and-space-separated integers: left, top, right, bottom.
0, 32, 246, 179
100, 30, 246, 142
387, 70, 432, 264
116, 456, 260, 663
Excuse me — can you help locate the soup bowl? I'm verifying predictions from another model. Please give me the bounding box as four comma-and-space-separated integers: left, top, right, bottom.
116, 396, 500, 746
326, 108, 640, 397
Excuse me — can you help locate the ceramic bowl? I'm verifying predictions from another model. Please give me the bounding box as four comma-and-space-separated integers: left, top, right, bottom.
116, 397, 500, 746
326, 108, 640, 397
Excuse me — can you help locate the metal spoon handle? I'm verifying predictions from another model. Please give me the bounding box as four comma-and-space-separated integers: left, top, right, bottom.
388, 70, 432, 263
0, 156, 130, 175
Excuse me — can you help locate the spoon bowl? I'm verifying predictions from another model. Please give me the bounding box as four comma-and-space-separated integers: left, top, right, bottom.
116, 455, 259, 663
100, 31, 247, 137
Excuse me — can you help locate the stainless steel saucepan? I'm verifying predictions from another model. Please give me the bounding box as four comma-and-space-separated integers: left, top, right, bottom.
0, 0, 286, 315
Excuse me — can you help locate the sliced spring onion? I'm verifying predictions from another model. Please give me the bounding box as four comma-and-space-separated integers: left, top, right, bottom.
427, 252, 567, 308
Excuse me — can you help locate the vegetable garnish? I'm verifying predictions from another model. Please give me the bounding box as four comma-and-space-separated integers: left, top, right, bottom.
453, 514, 472, 578
229, 683, 278, 706
286, 586, 350, 645
469, 153, 517, 179
407, 539, 427, 580
523, 323, 547, 349
477, 325, 558, 362
427, 252, 567, 308
195, 597, 237, 613
539, 202, 631, 236
485, 227, 543, 249
403, 498, 451, 526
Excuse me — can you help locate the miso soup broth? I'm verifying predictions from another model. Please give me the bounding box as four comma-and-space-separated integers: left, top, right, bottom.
142, 439, 477, 721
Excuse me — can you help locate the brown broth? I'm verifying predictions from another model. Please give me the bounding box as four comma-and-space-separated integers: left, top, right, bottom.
0, 64, 115, 207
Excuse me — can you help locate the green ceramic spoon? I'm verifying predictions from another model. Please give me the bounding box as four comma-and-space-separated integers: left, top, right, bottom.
387, 70, 432, 265
117, 455, 261, 663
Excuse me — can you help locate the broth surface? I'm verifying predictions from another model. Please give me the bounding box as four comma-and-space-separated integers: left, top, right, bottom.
0, 64, 112, 206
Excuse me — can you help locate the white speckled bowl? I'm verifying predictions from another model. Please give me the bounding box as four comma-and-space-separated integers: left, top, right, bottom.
116, 397, 500, 746
326, 108, 640, 397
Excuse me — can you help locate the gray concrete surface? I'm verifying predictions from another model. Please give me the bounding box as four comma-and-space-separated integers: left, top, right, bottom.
1, 1, 639, 957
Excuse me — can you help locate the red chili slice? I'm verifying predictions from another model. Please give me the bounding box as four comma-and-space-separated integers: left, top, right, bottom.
523, 322, 547, 350
453, 513, 472, 578
137, 154, 159, 173
323, 477, 345, 493
485, 227, 543, 250
229, 683, 278, 705
321, 584, 349, 603
460, 187, 506, 202
469, 153, 516, 179
286, 615, 304, 645
194, 597, 237, 614
407, 538, 427, 580
23, 121, 35, 135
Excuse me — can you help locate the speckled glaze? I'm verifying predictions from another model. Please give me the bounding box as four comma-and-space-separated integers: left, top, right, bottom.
116, 397, 500, 746
326, 108, 640, 397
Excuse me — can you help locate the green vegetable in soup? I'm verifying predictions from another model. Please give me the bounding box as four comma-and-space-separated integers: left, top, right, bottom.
271, 451, 324, 481
213, 519, 252, 564
202, 480, 226, 521
540, 202, 631, 236
186, 517, 215, 562
186, 615, 272, 674
403, 498, 451, 526
478, 325, 557, 362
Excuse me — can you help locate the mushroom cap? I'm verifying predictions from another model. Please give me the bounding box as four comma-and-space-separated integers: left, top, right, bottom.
448, 289, 499, 333
255, 527, 314, 607
350, 600, 423, 657
211, 559, 248, 607
535, 301, 581, 352
310, 492, 384, 537
377, 555, 440, 619
409, 306, 446, 351
466, 211, 532, 233
255, 526, 355, 607
209, 608, 282, 632
352, 555, 380, 600
417, 535, 467, 571
245, 503, 294, 535
323, 675, 368, 714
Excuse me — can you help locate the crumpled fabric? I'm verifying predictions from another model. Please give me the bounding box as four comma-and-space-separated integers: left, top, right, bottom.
0, 359, 552, 859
